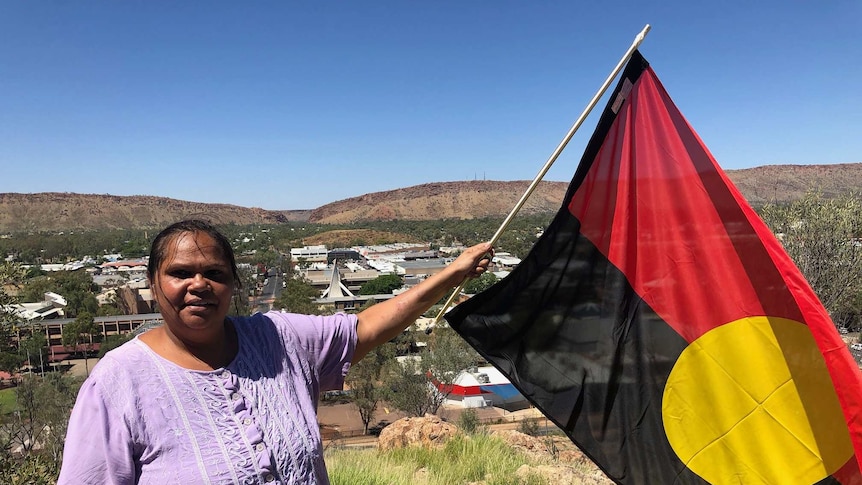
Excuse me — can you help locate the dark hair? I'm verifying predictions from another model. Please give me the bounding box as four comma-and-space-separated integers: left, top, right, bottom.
147, 219, 242, 289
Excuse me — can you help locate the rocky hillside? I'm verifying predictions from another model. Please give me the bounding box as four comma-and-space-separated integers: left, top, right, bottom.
0, 193, 308, 232
726, 163, 862, 204
307, 180, 570, 224
1, 163, 860, 231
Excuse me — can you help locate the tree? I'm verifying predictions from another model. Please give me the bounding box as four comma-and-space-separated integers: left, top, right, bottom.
0, 352, 25, 377
0, 372, 81, 480
254, 249, 282, 273
760, 192, 862, 330
11, 375, 46, 454
0, 262, 27, 375
345, 344, 394, 434
96, 292, 123, 317
382, 356, 437, 418
423, 326, 478, 409
463, 272, 498, 295
296, 257, 309, 270
21, 270, 99, 318
229, 265, 256, 317
359, 274, 402, 296
272, 278, 324, 315
62, 311, 100, 376
357, 298, 378, 313
34, 372, 80, 465
383, 326, 478, 417
19, 332, 48, 375
98, 333, 131, 358
0, 263, 26, 324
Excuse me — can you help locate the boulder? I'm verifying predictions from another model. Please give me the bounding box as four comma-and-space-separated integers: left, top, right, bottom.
377, 415, 459, 451
492, 429, 553, 460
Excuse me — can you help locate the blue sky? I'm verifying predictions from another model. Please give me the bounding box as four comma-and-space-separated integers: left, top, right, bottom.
2, 2, 859, 210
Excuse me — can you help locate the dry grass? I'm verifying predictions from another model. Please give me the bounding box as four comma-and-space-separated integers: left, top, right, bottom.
326, 433, 553, 485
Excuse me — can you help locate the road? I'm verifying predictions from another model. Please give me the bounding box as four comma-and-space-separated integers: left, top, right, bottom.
256, 270, 282, 313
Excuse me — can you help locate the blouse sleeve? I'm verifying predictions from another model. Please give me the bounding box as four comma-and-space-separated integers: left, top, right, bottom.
265, 311, 358, 391
57, 376, 136, 485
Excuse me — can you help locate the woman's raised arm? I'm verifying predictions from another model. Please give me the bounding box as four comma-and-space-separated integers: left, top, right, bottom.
353, 242, 492, 363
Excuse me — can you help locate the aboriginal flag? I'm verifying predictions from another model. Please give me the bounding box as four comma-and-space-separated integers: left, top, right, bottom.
446, 51, 862, 485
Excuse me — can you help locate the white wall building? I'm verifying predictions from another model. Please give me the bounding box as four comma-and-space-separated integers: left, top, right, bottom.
290, 245, 328, 263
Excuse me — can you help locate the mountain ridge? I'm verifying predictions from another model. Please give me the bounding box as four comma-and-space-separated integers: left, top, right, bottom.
2, 163, 860, 232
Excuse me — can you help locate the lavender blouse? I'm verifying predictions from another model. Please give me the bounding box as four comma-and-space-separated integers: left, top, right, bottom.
58, 311, 358, 485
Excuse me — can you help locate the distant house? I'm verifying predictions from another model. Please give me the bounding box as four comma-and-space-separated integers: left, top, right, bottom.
442, 366, 528, 410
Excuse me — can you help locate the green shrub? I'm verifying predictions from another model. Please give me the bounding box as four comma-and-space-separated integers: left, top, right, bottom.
456, 408, 481, 434
517, 418, 540, 436
0, 453, 59, 485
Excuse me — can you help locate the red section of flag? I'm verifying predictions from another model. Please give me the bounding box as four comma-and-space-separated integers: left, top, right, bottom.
568, 66, 862, 472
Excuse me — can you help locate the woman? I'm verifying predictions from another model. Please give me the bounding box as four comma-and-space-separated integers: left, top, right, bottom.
58, 219, 492, 484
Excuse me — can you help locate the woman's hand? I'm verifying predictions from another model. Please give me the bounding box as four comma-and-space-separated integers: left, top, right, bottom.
446, 242, 494, 283
353, 242, 494, 363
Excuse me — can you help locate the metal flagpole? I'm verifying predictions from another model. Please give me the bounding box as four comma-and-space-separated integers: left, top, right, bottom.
432, 24, 652, 326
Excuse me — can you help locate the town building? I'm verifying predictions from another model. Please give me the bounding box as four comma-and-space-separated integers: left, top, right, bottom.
115, 286, 155, 314
290, 245, 328, 263
302, 266, 382, 295
443, 365, 528, 410
3, 292, 68, 321
17, 313, 164, 362
312, 262, 394, 312
395, 259, 449, 277
492, 252, 522, 269
326, 248, 362, 264
99, 259, 148, 276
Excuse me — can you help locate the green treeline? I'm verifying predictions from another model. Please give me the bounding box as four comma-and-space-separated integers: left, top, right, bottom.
0, 213, 556, 265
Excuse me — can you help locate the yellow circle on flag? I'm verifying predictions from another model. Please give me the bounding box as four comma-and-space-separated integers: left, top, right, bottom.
662, 316, 853, 484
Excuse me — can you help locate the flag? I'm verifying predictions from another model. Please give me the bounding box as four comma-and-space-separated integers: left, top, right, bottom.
445, 51, 862, 485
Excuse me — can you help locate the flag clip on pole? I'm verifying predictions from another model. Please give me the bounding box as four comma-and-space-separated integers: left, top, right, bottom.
431, 24, 652, 328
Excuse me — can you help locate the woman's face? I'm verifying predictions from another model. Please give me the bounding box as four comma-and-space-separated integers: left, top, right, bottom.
151, 231, 235, 339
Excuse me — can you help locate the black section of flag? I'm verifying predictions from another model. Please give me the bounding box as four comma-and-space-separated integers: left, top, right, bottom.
446, 203, 702, 484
